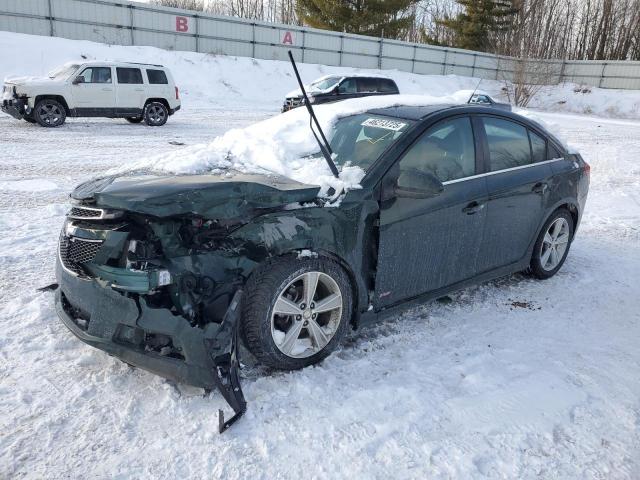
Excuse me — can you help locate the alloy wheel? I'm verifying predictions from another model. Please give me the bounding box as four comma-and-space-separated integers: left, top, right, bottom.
147, 105, 166, 124
39, 103, 63, 125
270, 271, 343, 358
540, 217, 570, 271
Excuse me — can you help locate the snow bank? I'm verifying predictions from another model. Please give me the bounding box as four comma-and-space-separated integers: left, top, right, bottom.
1, 31, 637, 119
119, 93, 468, 197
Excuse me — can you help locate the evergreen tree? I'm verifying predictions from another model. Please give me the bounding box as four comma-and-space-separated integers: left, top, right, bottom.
296, 0, 419, 39
438, 0, 518, 52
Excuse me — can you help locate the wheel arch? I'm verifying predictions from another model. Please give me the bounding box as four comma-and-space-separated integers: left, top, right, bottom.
527, 198, 580, 261
34, 95, 70, 115
144, 97, 170, 110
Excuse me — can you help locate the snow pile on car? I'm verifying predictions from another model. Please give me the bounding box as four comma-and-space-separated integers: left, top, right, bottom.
120, 93, 469, 197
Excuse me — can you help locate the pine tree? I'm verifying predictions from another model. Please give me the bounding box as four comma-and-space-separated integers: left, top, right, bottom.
438, 0, 518, 52
296, 0, 419, 39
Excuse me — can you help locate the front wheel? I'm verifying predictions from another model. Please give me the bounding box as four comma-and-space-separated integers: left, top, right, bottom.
242, 256, 353, 370
34, 99, 66, 127
143, 102, 168, 127
530, 209, 574, 279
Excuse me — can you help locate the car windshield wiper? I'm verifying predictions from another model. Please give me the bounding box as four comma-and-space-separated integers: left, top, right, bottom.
287, 51, 339, 179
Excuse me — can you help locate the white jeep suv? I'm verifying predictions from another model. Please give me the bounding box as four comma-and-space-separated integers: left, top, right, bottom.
1, 61, 181, 127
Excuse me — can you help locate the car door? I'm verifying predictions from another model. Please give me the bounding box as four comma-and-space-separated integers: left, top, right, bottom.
115, 67, 146, 115
476, 116, 555, 272
374, 116, 488, 308
70, 66, 115, 114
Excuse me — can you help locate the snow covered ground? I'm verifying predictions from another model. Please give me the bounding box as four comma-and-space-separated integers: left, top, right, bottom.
1, 32, 639, 479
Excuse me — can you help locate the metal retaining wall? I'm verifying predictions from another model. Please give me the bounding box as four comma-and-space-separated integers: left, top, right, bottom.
1, 0, 639, 89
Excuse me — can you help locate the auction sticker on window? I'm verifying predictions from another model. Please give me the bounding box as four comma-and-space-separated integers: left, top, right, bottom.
361, 118, 407, 131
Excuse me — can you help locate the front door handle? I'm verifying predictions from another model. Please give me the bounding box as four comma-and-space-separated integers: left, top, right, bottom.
533, 182, 548, 194
102, 88, 113, 91
135, 88, 144, 92
462, 201, 485, 215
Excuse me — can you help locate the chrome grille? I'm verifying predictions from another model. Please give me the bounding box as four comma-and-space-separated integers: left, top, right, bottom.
69, 206, 104, 220
59, 233, 103, 277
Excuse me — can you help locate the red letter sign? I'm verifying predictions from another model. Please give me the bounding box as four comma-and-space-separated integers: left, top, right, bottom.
176, 16, 189, 33
282, 31, 293, 45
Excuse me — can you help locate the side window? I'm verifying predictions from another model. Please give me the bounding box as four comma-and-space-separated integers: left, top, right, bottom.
529, 130, 547, 163
357, 78, 378, 93
338, 78, 357, 94
548, 143, 563, 159
116, 68, 143, 85
77, 67, 111, 84
398, 117, 476, 183
378, 79, 397, 93
147, 69, 168, 85
483, 117, 531, 171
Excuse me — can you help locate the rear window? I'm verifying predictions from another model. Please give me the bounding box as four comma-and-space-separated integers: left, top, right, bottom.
357, 78, 378, 93
147, 69, 168, 85
378, 79, 398, 93
116, 68, 143, 84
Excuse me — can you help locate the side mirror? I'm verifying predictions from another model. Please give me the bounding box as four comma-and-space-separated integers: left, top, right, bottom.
72, 76, 85, 85
394, 169, 444, 199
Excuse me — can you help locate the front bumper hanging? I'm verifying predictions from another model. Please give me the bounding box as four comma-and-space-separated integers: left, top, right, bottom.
1, 94, 28, 120
52, 264, 248, 433
209, 289, 247, 433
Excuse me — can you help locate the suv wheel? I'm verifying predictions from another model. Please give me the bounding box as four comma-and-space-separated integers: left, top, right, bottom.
530, 209, 574, 279
126, 116, 143, 124
242, 256, 352, 370
143, 102, 168, 127
34, 99, 66, 127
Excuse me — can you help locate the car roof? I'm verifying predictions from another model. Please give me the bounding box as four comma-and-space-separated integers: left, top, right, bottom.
367, 104, 525, 121
79, 60, 166, 69
367, 104, 459, 120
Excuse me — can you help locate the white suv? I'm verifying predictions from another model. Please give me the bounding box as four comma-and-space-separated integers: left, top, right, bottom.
1, 61, 181, 127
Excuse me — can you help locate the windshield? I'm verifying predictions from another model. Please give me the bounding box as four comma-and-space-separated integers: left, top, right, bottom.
48, 64, 80, 80
313, 113, 414, 171
310, 76, 343, 92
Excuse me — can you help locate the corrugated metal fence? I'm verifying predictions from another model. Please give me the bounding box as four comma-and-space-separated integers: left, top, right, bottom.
1, 0, 640, 89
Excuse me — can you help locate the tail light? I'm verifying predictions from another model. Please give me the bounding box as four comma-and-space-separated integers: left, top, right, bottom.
175, 86, 180, 100
583, 161, 590, 177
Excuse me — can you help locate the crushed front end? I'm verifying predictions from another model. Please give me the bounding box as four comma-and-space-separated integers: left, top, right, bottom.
54, 204, 252, 430
1, 84, 28, 120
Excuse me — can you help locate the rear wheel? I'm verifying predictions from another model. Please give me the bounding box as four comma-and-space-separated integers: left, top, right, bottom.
34, 99, 66, 127
242, 256, 353, 370
143, 101, 168, 127
530, 209, 574, 279
126, 116, 143, 124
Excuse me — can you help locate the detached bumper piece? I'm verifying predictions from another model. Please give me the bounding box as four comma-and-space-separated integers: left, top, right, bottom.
55, 260, 248, 433
209, 289, 247, 433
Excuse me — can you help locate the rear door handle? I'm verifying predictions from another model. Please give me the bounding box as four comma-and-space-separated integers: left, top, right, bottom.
533, 182, 548, 194
135, 88, 144, 92
462, 201, 485, 215
102, 88, 113, 91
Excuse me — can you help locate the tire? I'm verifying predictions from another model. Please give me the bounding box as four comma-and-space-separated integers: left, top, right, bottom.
143, 101, 168, 127
34, 99, 66, 127
530, 209, 574, 279
126, 116, 143, 124
242, 256, 353, 370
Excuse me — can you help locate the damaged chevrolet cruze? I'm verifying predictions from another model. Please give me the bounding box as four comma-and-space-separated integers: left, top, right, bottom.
53, 60, 589, 431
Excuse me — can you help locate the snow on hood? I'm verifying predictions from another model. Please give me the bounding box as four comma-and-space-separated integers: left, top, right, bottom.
118, 93, 472, 199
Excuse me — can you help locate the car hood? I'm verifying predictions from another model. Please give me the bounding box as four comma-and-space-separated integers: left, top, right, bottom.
71, 172, 321, 219
5, 76, 64, 87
